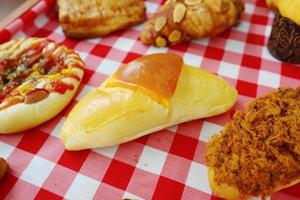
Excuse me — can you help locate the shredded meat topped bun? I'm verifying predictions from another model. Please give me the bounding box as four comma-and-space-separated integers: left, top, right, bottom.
206, 87, 300, 200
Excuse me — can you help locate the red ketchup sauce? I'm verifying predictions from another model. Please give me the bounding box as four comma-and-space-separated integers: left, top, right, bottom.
0, 40, 82, 111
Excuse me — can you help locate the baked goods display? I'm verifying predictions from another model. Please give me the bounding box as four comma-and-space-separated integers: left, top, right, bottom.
206, 87, 300, 200
60, 53, 237, 150
1, 0, 300, 198
0, 38, 84, 134
140, 0, 244, 47
57, 0, 146, 38
0, 158, 9, 180
267, 0, 300, 64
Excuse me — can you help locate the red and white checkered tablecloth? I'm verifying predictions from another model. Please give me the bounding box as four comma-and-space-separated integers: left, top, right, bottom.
0, 0, 299, 199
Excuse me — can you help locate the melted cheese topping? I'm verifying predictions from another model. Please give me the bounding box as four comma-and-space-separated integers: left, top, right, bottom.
106, 53, 183, 107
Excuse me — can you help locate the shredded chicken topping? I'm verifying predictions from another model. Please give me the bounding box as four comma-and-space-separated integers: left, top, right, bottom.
206, 87, 300, 198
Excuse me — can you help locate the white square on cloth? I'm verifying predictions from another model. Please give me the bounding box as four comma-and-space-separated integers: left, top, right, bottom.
186, 162, 211, 194
20, 156, 55, 187
97, 59, 120, 76
114, 38, 136, 52
183, 53, 202, 67
137, 146, 167, 175
65, 173, 100, 200
199, 121, 223, 143
258, 70, 280, 88
218, 61, 240, 79
0, 142, 14, 159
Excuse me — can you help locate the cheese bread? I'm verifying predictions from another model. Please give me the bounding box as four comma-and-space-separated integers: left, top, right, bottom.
60, 53, 237, 150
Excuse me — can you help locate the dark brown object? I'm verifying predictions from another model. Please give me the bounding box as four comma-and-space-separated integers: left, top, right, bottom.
206, 87, 300, 199
268, 12, 300, 64
0, 158, 9, 180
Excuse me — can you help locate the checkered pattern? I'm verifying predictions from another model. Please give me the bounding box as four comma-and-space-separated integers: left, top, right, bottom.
0, 0, 300, 199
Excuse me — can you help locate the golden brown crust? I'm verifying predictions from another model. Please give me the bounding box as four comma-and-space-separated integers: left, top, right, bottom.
57, 0, 146, 38
206, 87, 300, 199
0, 158, 9, 180
106, 53, 183, 107
140, 0, 244, 47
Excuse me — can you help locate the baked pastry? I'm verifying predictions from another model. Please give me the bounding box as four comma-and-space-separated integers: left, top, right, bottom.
60, 53, 237, 150
0, 158, 9, 180
266, 0, 278, 9
140, 0, 244, 47
267, 0, 300, 63
57, 0, 146, 38
206, 87, 300, 199
0, 38, 84, 134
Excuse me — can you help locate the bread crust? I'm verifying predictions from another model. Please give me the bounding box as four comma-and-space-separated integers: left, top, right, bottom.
57, 0, 146, 38
0, 38, 84, 134
0, 158, 9, 180
61, 65, 237, 150
208, 167, 300, 200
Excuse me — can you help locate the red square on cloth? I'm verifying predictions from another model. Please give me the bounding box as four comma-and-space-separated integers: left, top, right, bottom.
90, 44, 112, 58
241, 54, 262, 69
102, 159, 135, 190
0, 174, 18, 199
246, 33, 265, 46
58, 150, 90, 171
62, 38, 80, 49
236, 80, 258, 97
251, 14, 269, 25
169, 134, 198, 160
33, 29, 52, 38
281, 63, 300, 80
152, 176, 185, 199
204, 46, 224, 60
17, 130, 49, 154
34, 188, 63, 200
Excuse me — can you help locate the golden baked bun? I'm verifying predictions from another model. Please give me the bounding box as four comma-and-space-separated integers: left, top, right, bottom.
60, 53, 237, 150
57, 0, 146, 38
206, 87, 300, 199
0, 38, 84, 134
208, 168, 300, 200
